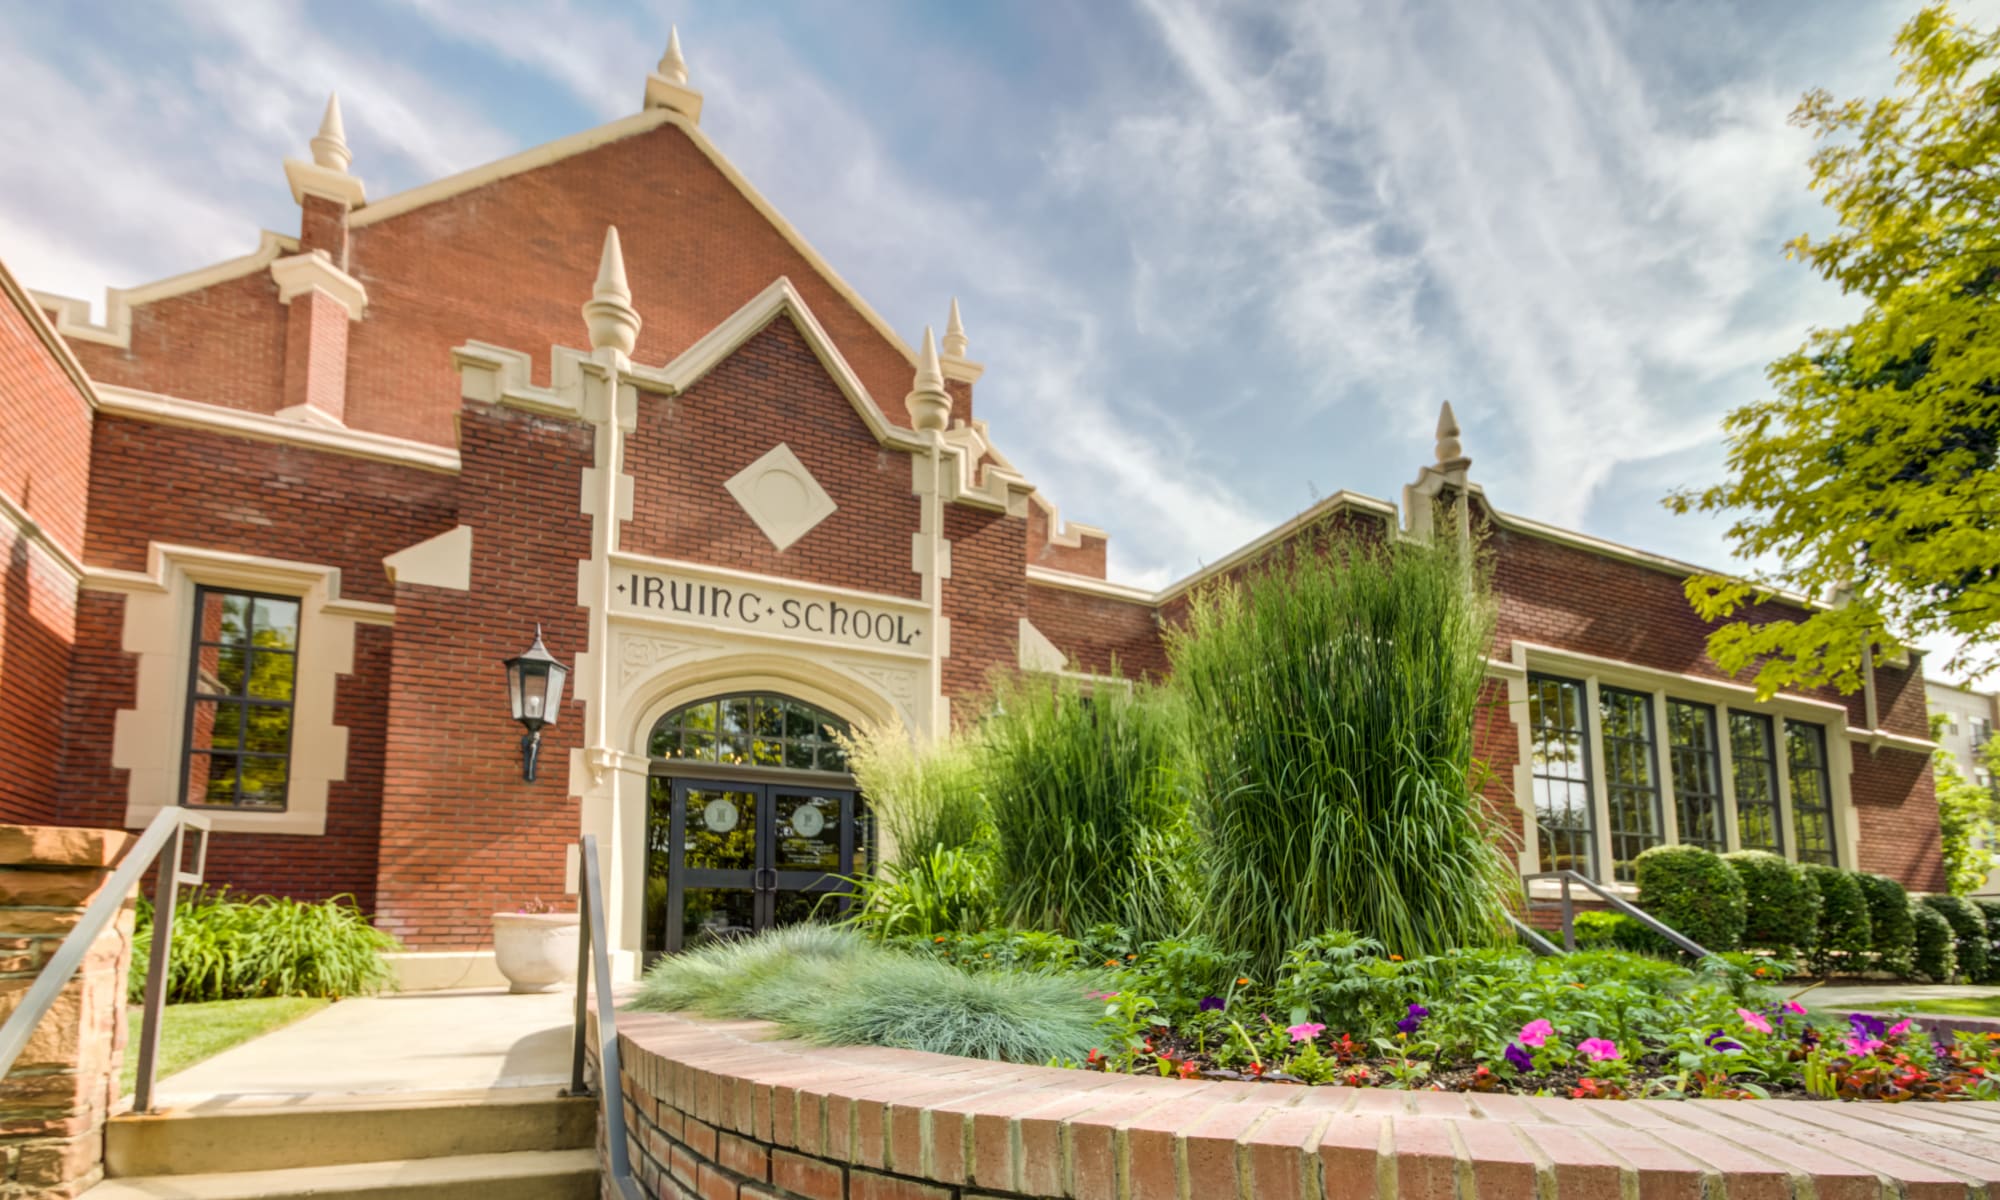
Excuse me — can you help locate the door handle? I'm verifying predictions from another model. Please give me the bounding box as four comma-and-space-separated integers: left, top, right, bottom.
753, 868, 778, 892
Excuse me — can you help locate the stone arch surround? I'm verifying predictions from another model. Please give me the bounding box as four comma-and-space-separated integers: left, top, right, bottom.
614, 1010, 2000, 1199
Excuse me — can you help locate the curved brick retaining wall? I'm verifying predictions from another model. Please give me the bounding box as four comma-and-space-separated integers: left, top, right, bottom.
616, 1010, 2000, 1200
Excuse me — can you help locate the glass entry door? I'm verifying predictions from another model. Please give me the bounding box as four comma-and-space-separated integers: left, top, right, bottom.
646, 777, 862, 955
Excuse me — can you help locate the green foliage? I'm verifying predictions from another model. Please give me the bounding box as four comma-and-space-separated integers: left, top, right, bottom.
1922, 893, 1992, 981
1801, 865, 1874, 976
1170, 529, 1513, 971
1634, 845, 1746, 953
631, 926, 1103, 1063
1976, 898, 2000, 977
842, 722, 990, 867
1912, 900, 1961, 982
130, 891, 399, 1004
980, 673, 1191, 939
843, 846, 996, 939
1724, 852, 1821, 953
889, 928, 1088, 973
1855, 872, 1919, 976
1935, 749, 1999, 896
1667, 6, 2000, 690
1570, 911, 1661, 954
1269, 932, 1399, 1032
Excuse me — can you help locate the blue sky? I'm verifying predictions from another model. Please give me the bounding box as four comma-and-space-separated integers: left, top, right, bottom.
0, 1, 1979, 670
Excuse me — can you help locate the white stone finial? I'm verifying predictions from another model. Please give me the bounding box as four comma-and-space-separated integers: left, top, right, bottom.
582, 226, 641, 357
906, 327, 952, 431
941, 297, 968, 359
1435, 401, 1469, 469
310, 93, 352, 173
658, 27, 689, 85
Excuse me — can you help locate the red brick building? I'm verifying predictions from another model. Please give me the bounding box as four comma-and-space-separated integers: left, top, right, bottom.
0, 44, 1942, 981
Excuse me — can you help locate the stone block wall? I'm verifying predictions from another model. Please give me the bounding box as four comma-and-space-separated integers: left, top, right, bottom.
0, 825, 134, 1199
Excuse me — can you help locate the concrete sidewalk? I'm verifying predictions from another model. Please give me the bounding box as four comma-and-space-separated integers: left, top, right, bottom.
1801, 981, 2000, 1009
150, 988, 578, 1109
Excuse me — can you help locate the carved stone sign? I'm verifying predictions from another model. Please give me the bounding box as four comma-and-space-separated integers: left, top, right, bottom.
612, 564, 929, 655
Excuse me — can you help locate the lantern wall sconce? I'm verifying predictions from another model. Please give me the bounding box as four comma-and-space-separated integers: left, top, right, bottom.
501, 625, 569, 782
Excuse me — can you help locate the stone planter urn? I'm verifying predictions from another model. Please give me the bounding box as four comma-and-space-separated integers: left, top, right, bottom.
491, 911, 579, 993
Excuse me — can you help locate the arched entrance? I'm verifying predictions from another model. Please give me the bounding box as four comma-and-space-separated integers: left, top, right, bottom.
642, 692, 872, 955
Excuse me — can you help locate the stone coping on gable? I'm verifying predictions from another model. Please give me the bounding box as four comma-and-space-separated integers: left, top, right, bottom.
614, 1009, 2000, 1200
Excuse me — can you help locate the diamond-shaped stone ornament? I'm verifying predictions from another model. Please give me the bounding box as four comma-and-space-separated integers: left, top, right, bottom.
725, 443, 837, 551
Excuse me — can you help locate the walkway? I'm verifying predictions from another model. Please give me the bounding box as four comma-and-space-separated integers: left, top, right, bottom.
149, 987, 576, 1110
1805, 981, 2000, 1009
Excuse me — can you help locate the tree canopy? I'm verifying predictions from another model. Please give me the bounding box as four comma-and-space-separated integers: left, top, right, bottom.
1669, 5, 2000, 694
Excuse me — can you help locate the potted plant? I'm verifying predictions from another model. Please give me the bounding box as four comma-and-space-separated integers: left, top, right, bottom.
492, 898, 579, 993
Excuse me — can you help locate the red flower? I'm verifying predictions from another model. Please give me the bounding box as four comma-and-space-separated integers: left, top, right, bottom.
1177, 1060, 1199, 1080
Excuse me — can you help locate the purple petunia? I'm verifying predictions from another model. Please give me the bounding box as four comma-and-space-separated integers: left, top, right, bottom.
1199, 996, 1226, 1012
1704, 1029, 1744, 1053
1849, 1012, 1888, 1041
1503, 1042, 1533, 1073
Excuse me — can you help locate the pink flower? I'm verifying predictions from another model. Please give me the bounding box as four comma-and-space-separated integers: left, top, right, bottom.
1783, 1001, 1807, 1016
1518, 1019, 1554, 1048
1287, 1022, 1326, 1043
1086, 991, 1119, 1001
1888, 1019, 1913, 1038
1845, 1035, 1885, 1057
1577, 1038, 1620, 1062
1737, 1008, 1771, 1035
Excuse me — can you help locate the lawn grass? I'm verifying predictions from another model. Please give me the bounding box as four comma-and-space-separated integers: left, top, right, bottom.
120, 996, 330, 1095
1906, 996, 2000, 1018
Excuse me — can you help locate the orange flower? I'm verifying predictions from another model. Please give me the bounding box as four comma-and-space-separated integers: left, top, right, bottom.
933, 936, 947, 943
1389, 955, 1403, 962
1106, 959, 1120, 967
1235, 977, 1251, 986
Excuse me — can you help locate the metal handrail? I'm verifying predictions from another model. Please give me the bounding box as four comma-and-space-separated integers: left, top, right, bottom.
0, 808, 209, 1113
1522, 870, 1713, 959
566, 834, 641, 1200
1506, 912, 1561, 957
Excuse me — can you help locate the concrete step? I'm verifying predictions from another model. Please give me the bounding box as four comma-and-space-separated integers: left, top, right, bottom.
85, 1149, 598, 1200
106, 1088, 595, 1177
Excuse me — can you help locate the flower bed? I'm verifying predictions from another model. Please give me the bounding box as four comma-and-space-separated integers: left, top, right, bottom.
903, 930, 2000, 1102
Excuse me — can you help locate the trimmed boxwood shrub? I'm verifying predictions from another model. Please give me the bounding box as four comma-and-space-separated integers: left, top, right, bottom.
1921, 894, 1991, 983
1855, 873, 1917, 977
1634, 845, 1745, 953
1911, 901, 1960, 982
1570, 910, 1659, 953
1724, 851, 1820, 952
1975, 898, 2000, 981
1801, 864, 1872, 977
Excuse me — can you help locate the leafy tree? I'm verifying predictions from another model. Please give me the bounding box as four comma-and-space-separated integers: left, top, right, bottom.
1668, 6, 2000, 692
1935, 747, 1998, 894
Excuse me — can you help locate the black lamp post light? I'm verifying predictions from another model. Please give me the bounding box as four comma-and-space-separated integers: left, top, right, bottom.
502, 625, 569, 782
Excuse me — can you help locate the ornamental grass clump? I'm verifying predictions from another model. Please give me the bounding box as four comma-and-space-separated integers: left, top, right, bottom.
980, 673, 1190, 939
631, 927, 1102, 1063
131, 891, 399, 1003
1170, 529, 1513, 971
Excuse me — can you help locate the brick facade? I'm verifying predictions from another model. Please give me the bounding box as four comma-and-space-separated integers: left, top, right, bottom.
0, 78, 1949, 955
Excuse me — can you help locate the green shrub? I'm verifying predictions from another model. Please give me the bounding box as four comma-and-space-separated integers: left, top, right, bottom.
1911, 901, 1960, 982
980, 673, 1190, 939
1170, 530, 1513, 971
1854, 873, 1916, 976
1724, 851, 1819, 953
130, 891, 399, 1004
845, 846, 996, 938
632, 927, 1103, 1063
1570, 911, 1660, 953
1921, 894, 1991, 982
1633, 845, 1745, 953
1975, 898, 2000, 979
1801, 865, 1872, 976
